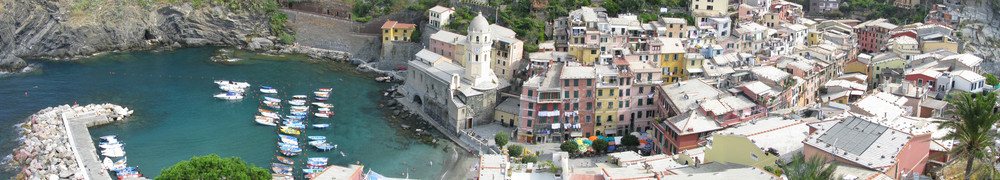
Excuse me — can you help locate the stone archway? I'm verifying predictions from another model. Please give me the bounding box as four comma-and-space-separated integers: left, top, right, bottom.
412, 95, 423, 105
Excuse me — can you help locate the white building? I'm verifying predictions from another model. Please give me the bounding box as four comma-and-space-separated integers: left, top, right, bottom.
428, 5, 455, 29
401, 12, 507, 133
945, 70, 987, 93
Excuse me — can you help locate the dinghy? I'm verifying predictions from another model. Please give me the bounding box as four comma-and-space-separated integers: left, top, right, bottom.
312, 124, 330, 129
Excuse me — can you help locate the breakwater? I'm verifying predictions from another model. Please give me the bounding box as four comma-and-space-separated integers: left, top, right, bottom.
8, 104, 133, 179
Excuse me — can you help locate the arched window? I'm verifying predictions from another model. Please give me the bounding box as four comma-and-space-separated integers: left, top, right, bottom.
476, 36, 479, 43
475, 55, 479, 62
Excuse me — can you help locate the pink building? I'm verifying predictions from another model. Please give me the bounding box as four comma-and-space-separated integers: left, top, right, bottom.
804, 116, 931, 179
428, 30, 465, 60
854, 19, 899, 53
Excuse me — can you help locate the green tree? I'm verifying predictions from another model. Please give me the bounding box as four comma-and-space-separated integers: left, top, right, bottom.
937, 92, 1000, 180
560, 140, 578, 154
600, 0, 620, 15
494, 133, 510, 148
780, 153, 839, 180
983, 73, 999, 86
621, 135, 640, 149
508, 144, 525, 158
157, 154, 269, 180
592, 139, 609, 153
409, 28, 422, 43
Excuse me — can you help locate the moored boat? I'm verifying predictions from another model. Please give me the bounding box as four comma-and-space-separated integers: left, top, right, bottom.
279, 127, 300, 135
219, 85, 247, 93
314, 113, 329, 118
271, 163, 293, 175
312, 124, 330, 129
276, 156, 294, 165
215, 80, 251, 88
264, 97, 282, 102
314, 91, 330, 98
255, 118, 277, 126
260, 88, 278, 94
214, 92, 244, 100
314, 97, 328, 101
318, 88, 332, 92
264, 101, 281, 109
278, 135, 298, 145
307, 136, 326, 141
289, 100, 306, 106
292, 95, 308, 99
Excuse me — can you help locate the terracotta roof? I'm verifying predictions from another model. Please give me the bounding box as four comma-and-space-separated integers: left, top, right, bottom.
381, 21, 415, 29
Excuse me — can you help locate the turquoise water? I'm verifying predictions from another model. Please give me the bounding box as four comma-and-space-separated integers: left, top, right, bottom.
0, 47, 451, 179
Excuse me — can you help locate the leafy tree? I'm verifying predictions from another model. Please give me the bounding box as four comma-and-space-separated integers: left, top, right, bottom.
937, 92, 1000, 180
780, 153, 839, 180
621, 135, 640, 149
157, 154, 269, 180
592, 139, 609, 153
618, 0, 646, 14
508, 144, 525, 158
983, 73, 999, 86
494, 132, 509, 148
600, 0, 620, 15
560, 140, 578, 154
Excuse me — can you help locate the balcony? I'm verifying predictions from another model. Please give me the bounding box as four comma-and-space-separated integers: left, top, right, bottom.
538, 98, 562, 103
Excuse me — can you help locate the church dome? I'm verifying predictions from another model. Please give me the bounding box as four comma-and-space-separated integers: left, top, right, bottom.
468, 12, 491, 33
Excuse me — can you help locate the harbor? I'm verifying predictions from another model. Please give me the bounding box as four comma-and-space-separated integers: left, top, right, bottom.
0, 47, 459, 179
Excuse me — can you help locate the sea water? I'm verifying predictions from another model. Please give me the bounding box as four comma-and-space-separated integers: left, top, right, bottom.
0, 47, 452, 179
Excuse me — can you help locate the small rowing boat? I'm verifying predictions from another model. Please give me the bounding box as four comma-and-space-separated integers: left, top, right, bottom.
312, 124, 330, 129
260, 88, 278, 94
276, 156, 294, 165
307, 136, 326, 141
214, 92, 244, 100
314, 97, 328, 101
318, 88, 332, 92
314, 113, 329, 118
278, 135, 298, 145
255, 117, 277, 126
215, 80, 251, 88
264, 97, 282, 102
292, 95, 307, 99
289, 100, 306, 106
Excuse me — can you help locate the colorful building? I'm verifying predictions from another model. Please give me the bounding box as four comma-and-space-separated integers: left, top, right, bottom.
381, 21, 416, 43
654, 37, 687, 84
853, 19, 898, 53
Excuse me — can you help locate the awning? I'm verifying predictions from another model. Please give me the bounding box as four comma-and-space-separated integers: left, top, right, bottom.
570, 132, 584, 137
551, 123, 561, 129
687, 68, 704, 73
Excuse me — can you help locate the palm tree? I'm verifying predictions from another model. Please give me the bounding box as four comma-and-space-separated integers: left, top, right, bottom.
779, 152, 839, 180
937, 92, 1000, 180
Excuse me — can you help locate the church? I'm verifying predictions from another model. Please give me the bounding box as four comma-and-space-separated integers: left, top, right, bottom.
400, 12, 508, 133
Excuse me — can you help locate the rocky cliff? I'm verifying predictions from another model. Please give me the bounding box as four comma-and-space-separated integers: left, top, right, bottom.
0, 0, 272, 72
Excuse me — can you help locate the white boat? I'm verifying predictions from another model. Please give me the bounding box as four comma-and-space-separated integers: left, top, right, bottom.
101, 148, 125, 157
292, 95, 308, 99
314, 91, 330, 98
261, 112, 280, 119
99, 143, 123, 149
103, 157, 114, 170
289, 100, 306, 106
260, 88, 278, 94
219, 85, 247, 93
255, 118, 277, 126
214, 92, 244, 100
314, 113, 329, 118
214, 80, 250, 88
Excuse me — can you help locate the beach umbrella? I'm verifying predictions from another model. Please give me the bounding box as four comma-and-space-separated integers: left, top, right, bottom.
583, 140, 592, 145
639, 139, 647, 145
608, 146, 615, 151
588, 136, 598, 141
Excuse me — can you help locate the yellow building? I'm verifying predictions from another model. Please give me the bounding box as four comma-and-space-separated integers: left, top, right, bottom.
660, 17, 687, 38
595, 65, 619, 136
920, 36, 959, 53
655, 38, 687, 84
568, 45, 600, 65
493, 98, 520, 127
806, 30, 823, 46
684, 53, 704, 78
704, 118, 809, 168
381, 21, 416, 44
844, 54, 871, 76
870, 53, 907, 84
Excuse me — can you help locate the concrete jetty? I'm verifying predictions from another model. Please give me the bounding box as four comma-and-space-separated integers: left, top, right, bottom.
9, 104, 133, 180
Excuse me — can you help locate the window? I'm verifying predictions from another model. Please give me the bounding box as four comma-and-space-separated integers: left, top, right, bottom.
638, 99, 644, 105
587, 79, 592, 86
394, 29, 398, 33
673, 54, 679, 61
639, 87, 644, 93
565, 103, 570, 110
597, 116, 602, 122
607, 115, 613, 122
597, 102, 603, 109
528, 103, 534, 109
586, 90, 593, 97
528, 90, 534, 97
625, 101, 631, 107
610, 90, 615, 96
539, 117, 546, 123
691, 60, 696, 66
707, 6, 714, 10
564, 91, 570, 98
574, 79, 580, 86
574, 91, 579, 98
564, 80, 570, 86
608, 102, 614, 108
384, 30, 389, 33
586, 116, 591, 123
598, 90, 603, 96
618, 101, 623, 108
587, 102, 593, 110
403, 30, 407, 33
626, 89, 631, 96
619, 115, 625, 121
647, 98, 654, 105
527, 120, 532, 127
591, 50, 598, 54
573, 103, 579, 110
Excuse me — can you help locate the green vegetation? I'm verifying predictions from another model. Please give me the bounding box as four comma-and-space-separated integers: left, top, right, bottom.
937, 92, 1000, 180
508, 144, 525, 157
983, 73, 999, 86
444, 7, 477, 35
768, 152, 839, 180
560, 140, 579, 154
520, 155, 538, 163
156, 154, 269, 180
621, 135, 639, 149
661, 13, 695, 25
592, 139, 609, 153
838, 0, 929, 24
494, 132, 509, 148
408, 0, 447, 11
352, 0, 395, 22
